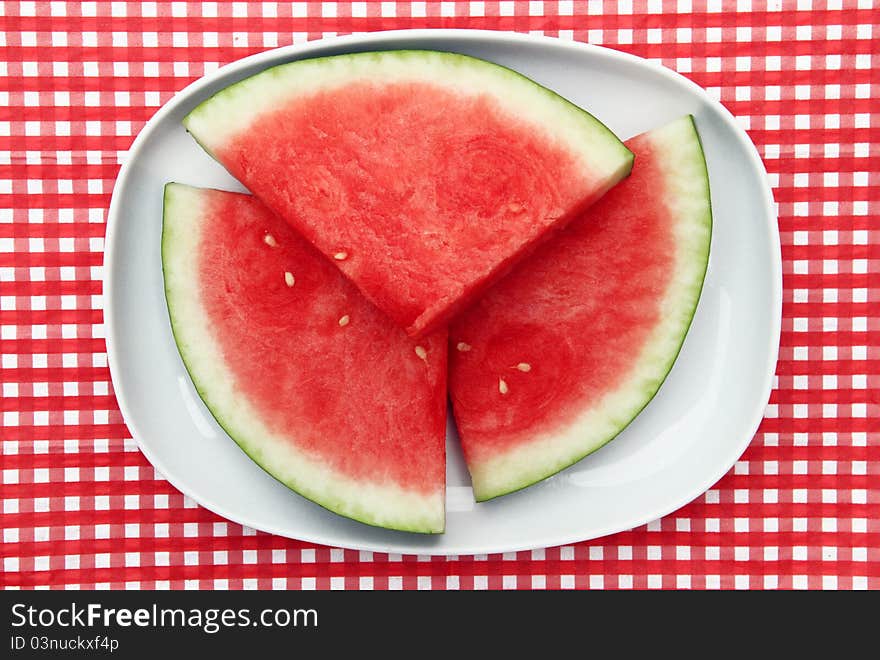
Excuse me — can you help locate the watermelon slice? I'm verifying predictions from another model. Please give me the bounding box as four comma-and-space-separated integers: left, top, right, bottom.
183, 50, 633, 337
162, 183, 447, 532
448, 116, 712, 501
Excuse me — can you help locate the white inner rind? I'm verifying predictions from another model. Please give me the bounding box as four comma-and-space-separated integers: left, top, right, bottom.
183, 50, 632, 180
162, 183, 444, 533
469, 117, 713, 501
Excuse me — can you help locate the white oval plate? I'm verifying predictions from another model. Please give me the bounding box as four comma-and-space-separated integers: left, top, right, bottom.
105, 29, 781, 555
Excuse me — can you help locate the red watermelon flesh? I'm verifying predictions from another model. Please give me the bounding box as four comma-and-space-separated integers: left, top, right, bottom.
162, 184, 447, 532
449, 116, 712, 501
183, 51, 633, 337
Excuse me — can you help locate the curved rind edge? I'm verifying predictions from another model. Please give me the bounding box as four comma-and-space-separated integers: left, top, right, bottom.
161, 182, 445, 533
470, 114, 713, 502
182, 49, 633, 177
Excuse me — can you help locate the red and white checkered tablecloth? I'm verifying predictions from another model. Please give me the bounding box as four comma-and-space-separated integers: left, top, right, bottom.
1, 1, 877, 591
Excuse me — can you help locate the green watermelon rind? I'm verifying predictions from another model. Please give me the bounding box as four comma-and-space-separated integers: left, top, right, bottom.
161, 183, 445, 533
468, 115, 713, 502
182, 49, 633, 191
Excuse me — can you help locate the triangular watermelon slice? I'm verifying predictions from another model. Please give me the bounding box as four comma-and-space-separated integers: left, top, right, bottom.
449, 116, 712, 501
183, 50, 633, 337
162, 183, 447, 532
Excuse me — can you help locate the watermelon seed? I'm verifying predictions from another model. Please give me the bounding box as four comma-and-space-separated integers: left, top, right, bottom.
499, 378, 509, 395
263, 234, 278, 247
516, 362, 532, 372
333, 251, 348, 261
456, 342, 472, 352
338, 315, 350, 327
284, 272, 295, 287
507, 202, 524, 213
415, 345, 428, 361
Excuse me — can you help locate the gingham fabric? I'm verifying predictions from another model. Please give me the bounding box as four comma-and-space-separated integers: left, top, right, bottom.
1, 1, 877, 591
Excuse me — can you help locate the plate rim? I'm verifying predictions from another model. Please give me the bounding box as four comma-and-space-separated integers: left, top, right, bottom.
104, 28, 782, 555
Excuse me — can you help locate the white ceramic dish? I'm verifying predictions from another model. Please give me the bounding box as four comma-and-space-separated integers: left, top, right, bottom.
105, 29, 781, 555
